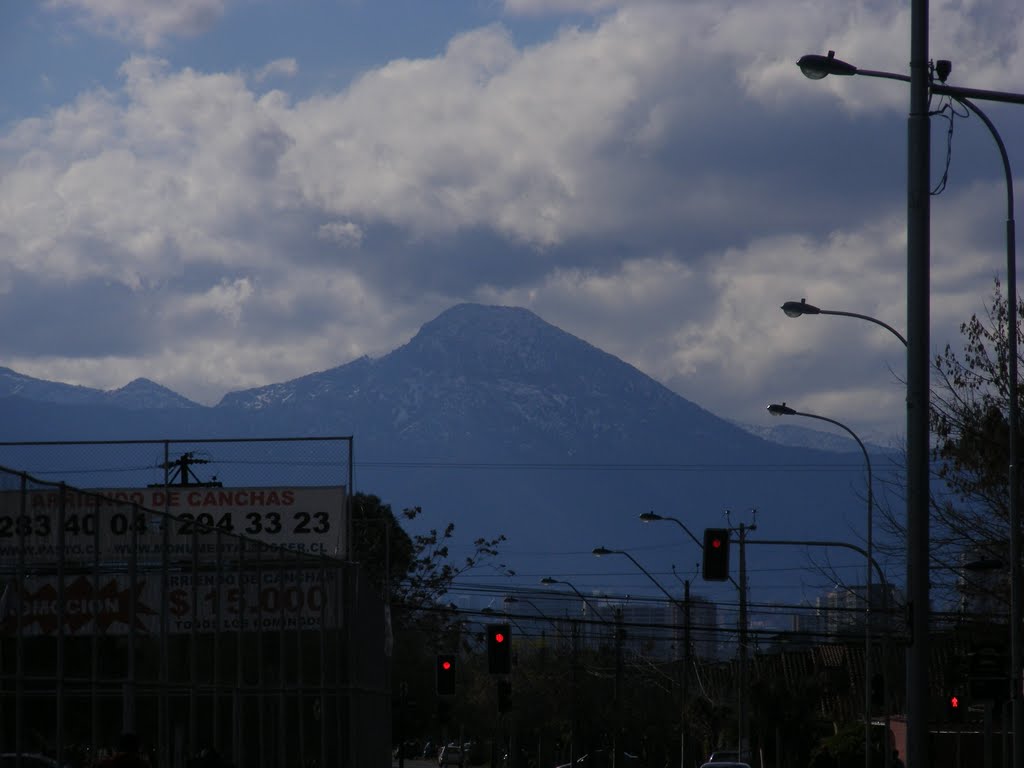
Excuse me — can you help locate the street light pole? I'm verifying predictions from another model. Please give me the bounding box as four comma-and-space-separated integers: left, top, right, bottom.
781, 299, 908, 347
592, 547, 680, 768
592, 546, 682, 605
539, 577, 614, 768
639, 510, 750, 761
906, 9, 932, 766
797, 26, 932, 768
768, 403, 875, 768
943, 94, 1023, 768
540, 577, 611, 624
639, 510, 740, 591
797, 45, 1024, 768
635, 514, 701, 768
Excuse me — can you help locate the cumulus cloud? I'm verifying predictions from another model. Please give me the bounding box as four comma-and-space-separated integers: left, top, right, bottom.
253, 58, 299, 83
318, 221, 364, 248
175, 277, 254, 324
4, 0, 1024, 434
502, 0, 655, 14
46, 0, 229, 48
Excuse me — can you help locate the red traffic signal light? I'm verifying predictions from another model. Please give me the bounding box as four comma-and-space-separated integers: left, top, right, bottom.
487, 623, 512, 674
702, 528, 730, 581
947, 691, 964, 721
436, 653, 456, 696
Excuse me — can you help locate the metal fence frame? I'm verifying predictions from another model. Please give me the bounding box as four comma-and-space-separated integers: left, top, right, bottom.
0, 437, 390, 768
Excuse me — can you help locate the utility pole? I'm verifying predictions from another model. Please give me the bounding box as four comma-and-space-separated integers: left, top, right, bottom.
682, 579, 691, 768
738, 522, 751, 755
614, 607, 625, 768
571, 620, 580, 767
905, 1, 931, 765
151, 451, 223, 487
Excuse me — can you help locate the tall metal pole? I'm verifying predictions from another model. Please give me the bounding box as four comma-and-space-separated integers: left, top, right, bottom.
796, 51, 1024, 768
614, 607, 624, 768
682, 579, 691, 768
906, 1, 931, 766
767, 404, 874, 767
958, 97, 1024, 768
738, 523, 748, 755
951, 94, 1023, 768
1011, 199, 1023, 768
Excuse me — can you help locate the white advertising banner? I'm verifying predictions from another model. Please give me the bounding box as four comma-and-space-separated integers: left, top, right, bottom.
0, 568, 341, 636
0, 486, 346, 565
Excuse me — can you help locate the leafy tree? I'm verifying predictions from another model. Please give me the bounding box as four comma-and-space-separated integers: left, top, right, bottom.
349, 492, 506, 746
927, 278, 1019, 604
350, 491, 506, 639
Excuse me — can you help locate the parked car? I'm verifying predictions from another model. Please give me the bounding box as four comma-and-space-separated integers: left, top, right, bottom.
707, 749, 754, 763
438, 743, 463, 767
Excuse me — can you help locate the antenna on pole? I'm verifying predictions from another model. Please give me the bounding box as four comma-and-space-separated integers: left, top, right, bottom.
149, 452, 223, 487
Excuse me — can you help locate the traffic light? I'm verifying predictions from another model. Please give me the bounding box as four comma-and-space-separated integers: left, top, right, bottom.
436, 653, 456, 696
487, 623, 512, 674
497, 678, 512, 713
702, 528, 730, 581
947, 691, 963, 722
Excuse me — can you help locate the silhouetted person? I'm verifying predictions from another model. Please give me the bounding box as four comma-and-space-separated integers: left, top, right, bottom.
97, 733, 148, 768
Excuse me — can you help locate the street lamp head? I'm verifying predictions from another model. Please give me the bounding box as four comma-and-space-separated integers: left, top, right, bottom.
639, 511, 664, 522
796, 50, 858, 80
592, 546, 616, 557
767, 402, 797, 417
540, 577, 557, 585
781, 298, 821, 318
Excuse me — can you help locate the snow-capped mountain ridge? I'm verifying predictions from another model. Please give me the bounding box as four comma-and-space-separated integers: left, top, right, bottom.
0, 303, 894, 607
0, 368, 200, 409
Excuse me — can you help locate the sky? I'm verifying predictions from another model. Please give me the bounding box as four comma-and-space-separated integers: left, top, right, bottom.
2, 0, 1024, 447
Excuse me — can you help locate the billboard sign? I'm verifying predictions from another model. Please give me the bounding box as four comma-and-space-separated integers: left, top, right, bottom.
0, 486, 346, 565
0, 568, 341, 636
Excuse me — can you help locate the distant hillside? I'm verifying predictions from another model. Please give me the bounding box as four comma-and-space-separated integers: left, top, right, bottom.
0, 303, 898, 609
0, 367, 201, 409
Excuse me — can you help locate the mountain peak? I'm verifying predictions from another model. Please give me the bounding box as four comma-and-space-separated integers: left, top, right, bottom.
422, 303, 546, 332
399, 303, 597, 380
104, 378, 201, 409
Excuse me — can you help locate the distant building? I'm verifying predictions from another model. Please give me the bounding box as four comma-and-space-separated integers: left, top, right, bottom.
494, 589, 721, 661
956, 543, 1009, 619
815, 583, 901, 638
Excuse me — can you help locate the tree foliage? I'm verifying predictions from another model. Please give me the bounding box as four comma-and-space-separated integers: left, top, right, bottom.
350, 492, 507, 744
350, 491, 506, 640
928, 278, 1019, 602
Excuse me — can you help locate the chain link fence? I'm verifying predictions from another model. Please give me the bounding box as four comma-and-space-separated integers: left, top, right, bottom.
0, 438, 390, 768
